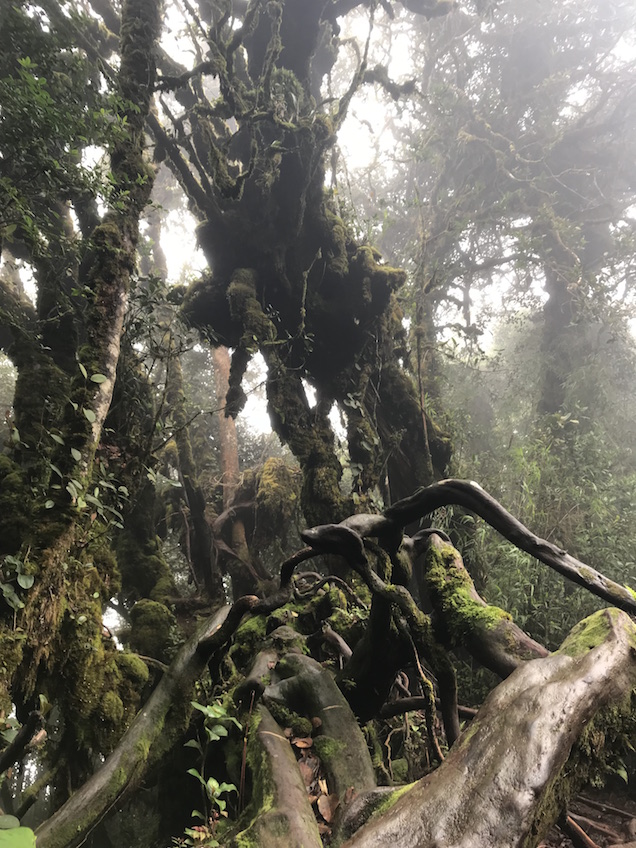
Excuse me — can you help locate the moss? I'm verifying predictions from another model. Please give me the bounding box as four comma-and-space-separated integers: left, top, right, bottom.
0, 456, 31, 554
254, 458, 301, 548
129, 599, 177, 662
0, 627, 25, 715
313, 735, 344, 761
100, 690, 125, 723
229, 615, 268, 672
557, 608, 634, 657
116, 651, 150, 685
424, 540, 511, 646
265, 702, 312, 737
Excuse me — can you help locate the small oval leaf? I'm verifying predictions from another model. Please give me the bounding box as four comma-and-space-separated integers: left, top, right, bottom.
90, 373, 107, 383
17, 574, 34, 590
82, 408, 96, 423
70, 447, 82, 462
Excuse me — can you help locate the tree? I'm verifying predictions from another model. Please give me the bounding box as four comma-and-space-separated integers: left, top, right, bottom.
1, 1, 636, 847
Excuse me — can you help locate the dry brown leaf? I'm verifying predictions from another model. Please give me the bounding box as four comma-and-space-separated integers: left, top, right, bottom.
343, 786, 358, 805
292, 736, 314, 748
317, 793, 340, 823
311, 716, 322, 728
299, 760, 316, 786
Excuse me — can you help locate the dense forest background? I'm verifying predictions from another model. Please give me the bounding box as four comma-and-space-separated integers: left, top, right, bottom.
2, 0, 636, 846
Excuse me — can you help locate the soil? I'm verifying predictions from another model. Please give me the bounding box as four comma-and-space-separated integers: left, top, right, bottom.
541, 785, 636, 847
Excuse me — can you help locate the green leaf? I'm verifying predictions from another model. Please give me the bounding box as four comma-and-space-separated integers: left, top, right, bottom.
70, 448, 82, 462
17, 574, 34, 590
186, 768, 206, 788
50, 433, 64, 445
78, 362, 88, 379
0, 827, 37, 846
0, 816, 21, 830
82, 408, 96, 423
90, 373, 107, 383
44, 500, 55, 509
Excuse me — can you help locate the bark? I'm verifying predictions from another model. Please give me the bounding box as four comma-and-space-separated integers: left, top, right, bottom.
34, 600, 260, 848
343, 609, 636, 848
385, 479, 636, 615
420, 533, 549, 677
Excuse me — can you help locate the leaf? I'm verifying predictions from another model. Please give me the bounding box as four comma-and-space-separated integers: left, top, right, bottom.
292, 737, 313, 749
70, 448, 82, 462
187, 768, 206, 788
0, 827, 37, 846
17, 574, 34, 590
44, 500, 54, 509
90, 373, 107, 383
82, 408, 96, 423
50, 433, 64, 445
317, 793, 339, 823
78, 363, 88, 379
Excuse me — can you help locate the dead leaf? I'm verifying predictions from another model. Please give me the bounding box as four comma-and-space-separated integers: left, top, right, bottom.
311, 716, 322, 728
317, 793, 340, 823
318, 777, 328, 795
299, 760, 317, 786
343, 786, 358, 805
292, 736, 314, 748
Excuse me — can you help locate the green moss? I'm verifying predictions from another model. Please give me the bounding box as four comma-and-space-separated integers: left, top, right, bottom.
0, 456, 31, 554
0, 627, 25, 715
229, 614, 268, 672
129, 599, 177, 662
265, 702, 312, 737
100, 690, 124, 723
313, 735, 344, 761
424, 540, 510, 646
557, 609, 633, 657
254, 458, 301, 547
116, 651, 150, 684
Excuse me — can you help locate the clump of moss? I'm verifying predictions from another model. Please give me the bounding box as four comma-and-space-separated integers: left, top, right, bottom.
229, 615, 267, 673
266, 701, 312, 737
254, 457, 301, 548
129, 599, 177, 662
0, 456, 31, 555
0, 627, 25, 715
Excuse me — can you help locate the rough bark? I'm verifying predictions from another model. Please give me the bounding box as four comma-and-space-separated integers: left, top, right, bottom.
343, 609, 636, 848
421, 533, 549, 677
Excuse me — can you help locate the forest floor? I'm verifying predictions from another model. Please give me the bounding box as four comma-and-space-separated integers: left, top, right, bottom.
541, 786, 636, 847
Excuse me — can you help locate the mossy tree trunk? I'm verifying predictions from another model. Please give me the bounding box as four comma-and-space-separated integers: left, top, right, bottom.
0, 0, 162, 790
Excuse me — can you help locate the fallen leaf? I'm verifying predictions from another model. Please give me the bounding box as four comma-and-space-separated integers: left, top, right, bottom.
317, 793, 339, 823
292, 736, 313, 749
